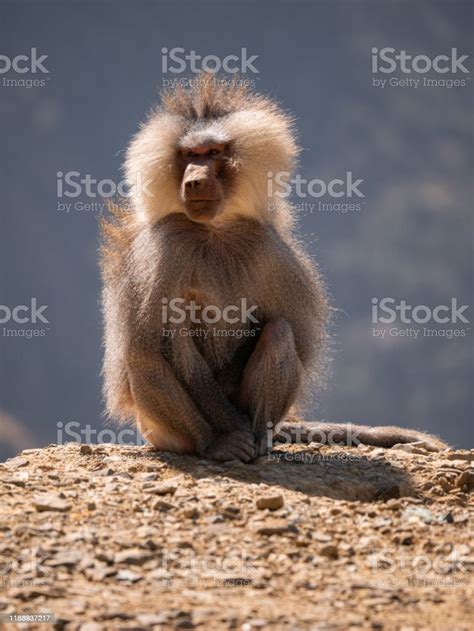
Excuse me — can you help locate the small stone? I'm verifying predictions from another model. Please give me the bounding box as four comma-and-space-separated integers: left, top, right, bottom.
242, 619, 267, 629
87, 501, 97, 511
138, 613, 172, 625
222, 505, 240, 515
45, 552, 81, 568
319, 544, 339, 559
456, 470, 474, 492
116, 569, 142, 582
256, 495, 284, 511
5, 457, 28, 469
95, 551, 113, 564
253, 519, 292, 536
453, 512, 469, 523
153, 499, 175, 511
174, 618, 194, 629
114, 548, 154, 565
113, 471, 132, 479
79, 444, 93, 455
3, 477, 26, 488
79, 624, 103, 631
145, 463, 160, 472
143, 472, 159, 481
144, 483, 177, 495
402, 506, 433, 524
182, 507, 199, 519
94, 467, 115, 476
34, 494, 72, 513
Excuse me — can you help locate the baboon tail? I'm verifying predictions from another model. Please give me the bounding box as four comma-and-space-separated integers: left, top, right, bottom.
274, 419, 448, 452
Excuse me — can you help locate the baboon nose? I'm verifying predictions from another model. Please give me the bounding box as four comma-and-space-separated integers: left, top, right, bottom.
185, 179, 204, 192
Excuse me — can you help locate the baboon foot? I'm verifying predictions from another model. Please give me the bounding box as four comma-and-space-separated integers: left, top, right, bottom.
204, 430, 256, 462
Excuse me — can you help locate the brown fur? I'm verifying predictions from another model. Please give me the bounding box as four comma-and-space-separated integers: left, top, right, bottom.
100, 77, 447, 460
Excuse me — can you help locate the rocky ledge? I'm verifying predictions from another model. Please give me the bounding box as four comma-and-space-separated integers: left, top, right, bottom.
0, 441, 472, 630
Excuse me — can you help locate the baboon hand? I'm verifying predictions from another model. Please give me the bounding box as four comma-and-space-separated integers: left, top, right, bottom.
254, 430, 273, 456
204, 430, 256, 462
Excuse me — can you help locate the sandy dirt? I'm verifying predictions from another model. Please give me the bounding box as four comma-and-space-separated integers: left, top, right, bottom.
0, 441, 472, 630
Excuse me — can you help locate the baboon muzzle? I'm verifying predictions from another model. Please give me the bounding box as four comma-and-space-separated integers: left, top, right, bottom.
181, 163, 222, 221
182, 164, 220, 201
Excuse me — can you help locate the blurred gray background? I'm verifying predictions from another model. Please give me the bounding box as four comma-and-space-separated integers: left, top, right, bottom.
0, 0, 472, 458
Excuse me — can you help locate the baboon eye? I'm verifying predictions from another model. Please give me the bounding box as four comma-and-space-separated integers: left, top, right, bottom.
209, 149, 220, 156
187, 151, 198, 158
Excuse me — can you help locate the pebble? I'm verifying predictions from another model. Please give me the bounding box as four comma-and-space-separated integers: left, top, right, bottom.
456, 470, 474, 491
34, 494, 72, 513
78, 624, 103, 631
116, 569, 142, 582
5, 457, 28, 469
256, 495, 284, 511
319, 544, 339, 559
153, 499, 175, 511
253, 519, 292, 536
144, 482, 177, 495
114, 548, 155, 565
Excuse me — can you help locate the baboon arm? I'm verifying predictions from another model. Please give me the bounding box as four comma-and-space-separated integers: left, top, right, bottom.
173, 341, 253, 434
263, 238, 327, 368
127, 347, 215, 455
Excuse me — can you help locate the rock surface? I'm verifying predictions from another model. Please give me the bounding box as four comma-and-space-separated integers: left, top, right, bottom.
0, 442, 472, 630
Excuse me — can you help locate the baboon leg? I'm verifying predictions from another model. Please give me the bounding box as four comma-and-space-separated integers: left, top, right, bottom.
128, 349, 214, 455
129, 348, 255, 462
238, 318, 303, 455
172, 336, 253, 435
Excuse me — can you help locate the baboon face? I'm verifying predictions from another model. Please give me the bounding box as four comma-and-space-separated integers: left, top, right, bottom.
125, 78, 299, 226
178, 141, 233, 223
